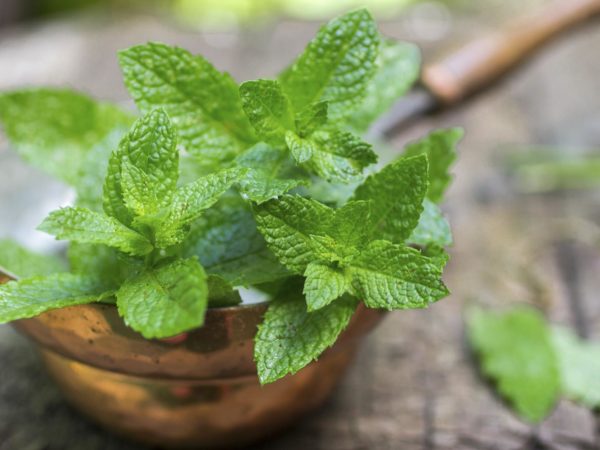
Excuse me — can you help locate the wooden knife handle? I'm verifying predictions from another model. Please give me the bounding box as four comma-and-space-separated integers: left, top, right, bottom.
422, 0, 600, 104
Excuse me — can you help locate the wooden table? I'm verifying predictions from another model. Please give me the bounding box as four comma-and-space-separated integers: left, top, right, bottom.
1, 7, 600, 449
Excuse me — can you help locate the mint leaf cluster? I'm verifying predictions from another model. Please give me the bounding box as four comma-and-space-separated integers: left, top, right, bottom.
238, 8, 381, 184
467, 306, 600, 423
254, 155, 449, 313
0, 9, 459, 383
36, 109, 245, 339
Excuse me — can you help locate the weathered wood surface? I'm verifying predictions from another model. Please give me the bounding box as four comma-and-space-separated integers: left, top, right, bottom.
1, 7, 600, 450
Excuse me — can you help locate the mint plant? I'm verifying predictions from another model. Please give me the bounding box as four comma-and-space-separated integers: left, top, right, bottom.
0, 9, 461, 384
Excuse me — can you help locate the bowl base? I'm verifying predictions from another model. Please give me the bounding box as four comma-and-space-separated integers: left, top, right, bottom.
41, 345, 359, 449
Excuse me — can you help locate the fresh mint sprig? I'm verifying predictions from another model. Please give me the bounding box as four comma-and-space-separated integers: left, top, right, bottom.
253, 163, 450, 313
16, 109, 246, 338
119, 42, 257, 164
0, 8, 460, 383
279, 8, 379, 120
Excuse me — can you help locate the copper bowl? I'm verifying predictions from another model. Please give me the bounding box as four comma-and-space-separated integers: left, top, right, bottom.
12, 301, 384, 448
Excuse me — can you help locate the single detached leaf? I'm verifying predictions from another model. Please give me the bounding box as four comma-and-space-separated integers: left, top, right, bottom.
185, 200, 290, 286
287, 129, 377, 183
347, 240, 448, 310
254, 195, 331, 273
279, 9, 379, 120
255, 291, 357, 384
352, 154, 428, 242
467, 307, 560, 423
348, 39, 420, 132
0, 88, 133, 185
403, 128, 463, 203
408, 199, 453, 247
235, 143, 307, 204
303, 262, 347, 311
295, 101, 328, 137
38, 207, 153, 256
154, 168, 246, 247
0, 273, 113, 323
551, 327, 600, 409
103, 109, 179, 225
239, 79, 294, 145
119, 42, 255, 162
0, 239, 67, 278
116, 258, 208, 339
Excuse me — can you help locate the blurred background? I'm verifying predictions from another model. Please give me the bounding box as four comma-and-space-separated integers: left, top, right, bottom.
1, 0, 600, 449
0, 0, 564, 251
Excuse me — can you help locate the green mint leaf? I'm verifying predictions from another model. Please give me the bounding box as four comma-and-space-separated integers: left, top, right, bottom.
75, 128, 131, 212
287, 129, 377, 183
423, 245, 451, 271
551, 327, 600, 409
38, 207, 153, 256
103, 145, 132, 224
184, 200, 290, 286
0, 239, 67, 278
348, 39, 420, 132
295, 101, 328, 137
116, 258, 208, 339
467, 307, 560, 423
408, 199, 453, 247
255, 290, 357, 384
255, 197, 374, 272
207, 275, 242, 307
347, 240, 448, 310
0, 273, 113, 323
303, 176, 357, 206
403, 128, 463, 203
120, 161, 159, 217
308, 235, 349, 263
352, 154, 428, 242
303, 262, 347, 311
328, 200, 373, 249
119, 42, 255, 162
239, 79, 294, 146
68, 243, 138, 285
0, 88, 133, 186
284, 131, 314, 164
306, 201, 372, 264
279, 9, 379, 120
154, 168, 246, 247
256, 195, 446, 311
235, 143, 307, 204
103, 109, 179, 225
254, 195, 331, 273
